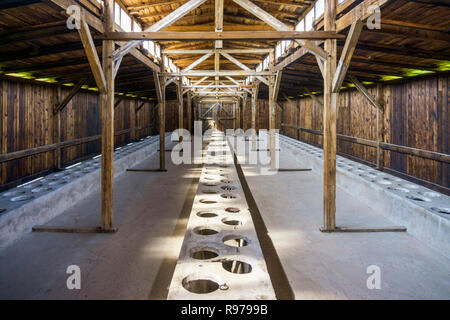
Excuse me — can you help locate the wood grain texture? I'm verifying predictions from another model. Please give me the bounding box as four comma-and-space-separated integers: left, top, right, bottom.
280, 74, 450, 190
0, 77, 158, 187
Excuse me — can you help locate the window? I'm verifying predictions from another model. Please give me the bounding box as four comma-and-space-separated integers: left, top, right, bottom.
263, 57, 269, 70
283, 40, 291, 52
169, 59, 175, 72
155, 43, 161, 59
295, 19, 305, 31
120, 8, 131, 31
275, 43, 282, 59
114, 2, 121, 25
149, 41, 155, 56
305, 9, 314, 31
315, 0, 325, 18
133, 20, 142, 32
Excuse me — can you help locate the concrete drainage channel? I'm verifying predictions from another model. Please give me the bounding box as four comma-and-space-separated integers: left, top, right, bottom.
0, 134, 171, 249
168, 131, 275, 300
278, 133, 450, 258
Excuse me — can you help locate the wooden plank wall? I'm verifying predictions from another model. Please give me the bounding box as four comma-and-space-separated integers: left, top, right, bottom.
164, 99, 180, 132
216, 103, 234, 131
243, 99, 270, 132
279, 74, 449, 189
0, 77, 162, 187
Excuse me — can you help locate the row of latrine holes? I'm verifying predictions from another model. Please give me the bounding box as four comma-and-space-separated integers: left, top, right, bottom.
183, 149, 252, 294
285, 138, 450, 215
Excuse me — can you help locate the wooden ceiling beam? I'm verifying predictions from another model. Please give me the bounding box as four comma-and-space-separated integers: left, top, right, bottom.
128, 0, 185, 11
0, 41, 97, 63
350, 57, 439, 71
46, 0, 159, 72
162, 70, 275, 76
102, 31, 344, 41
0, 25, 72, 45
0, 0, 40, 10
252, 0, 312, 9
353, 42, 450, 61
366, 24, 450, 42
407, 0, 450, 8
380, 18, 449, 32
163, 24, 274, 31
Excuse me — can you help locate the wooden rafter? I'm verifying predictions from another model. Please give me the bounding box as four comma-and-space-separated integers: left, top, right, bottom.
349, 75, 384, 111
232, 0, 327, 61
78, 20, 107, 93
53, 78, 87, 114
220, 51, 269, 86
332, 19, 363, 93
113, 0, 208, 60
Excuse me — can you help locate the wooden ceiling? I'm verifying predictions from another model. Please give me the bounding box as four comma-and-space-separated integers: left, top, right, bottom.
0, 0, 449, 100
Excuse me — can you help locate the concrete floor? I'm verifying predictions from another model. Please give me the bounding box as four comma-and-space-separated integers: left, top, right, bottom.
0, 149, 201, 299
240, 150, 450, 300
0, 143, 449, 299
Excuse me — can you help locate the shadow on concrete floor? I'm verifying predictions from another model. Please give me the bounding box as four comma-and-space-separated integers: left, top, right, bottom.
148, 165, 202, 299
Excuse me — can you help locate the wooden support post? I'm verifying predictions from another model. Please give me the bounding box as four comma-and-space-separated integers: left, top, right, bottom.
297, 100, 300, 141
243, 93, 248, 130
251, 82, 259, 149
101, 0, 115, 230
177, 80, 183, 142
233, 102, 236, 130
322, 0, 338, 232
273, 71, 282, 134
237, 97, 241, 129
194, 97, 198, 122
269, 51, 276, 170
376, 83, 385, 170
159, 75, 166, 170
214, 49, 220, 88
187, 91, 192, 133
212, 103, 217, 129
159, 54, 167, 170
53, 84, 62, 170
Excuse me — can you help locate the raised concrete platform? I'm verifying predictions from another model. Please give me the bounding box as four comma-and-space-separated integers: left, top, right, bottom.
237, 133, 450, 299
278, 134, 450, 258
168, 131, 275, 300
0, 140, 199, 299
0, 134, 170, 249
